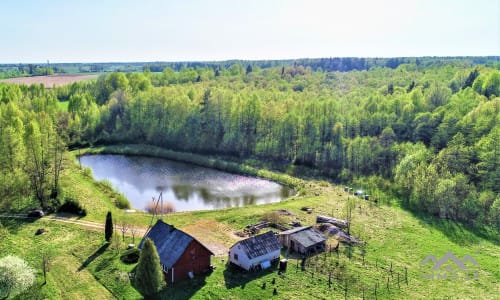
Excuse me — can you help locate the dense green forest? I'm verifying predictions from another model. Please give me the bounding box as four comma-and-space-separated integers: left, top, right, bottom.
2, 56, 498, 78
0, 59, 499, 229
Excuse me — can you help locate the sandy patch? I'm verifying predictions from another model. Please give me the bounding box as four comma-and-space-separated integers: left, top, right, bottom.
180, 219, 239, 256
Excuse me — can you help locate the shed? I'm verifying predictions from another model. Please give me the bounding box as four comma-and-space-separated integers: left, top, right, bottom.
139, 220, 214, 283
229, 231, 281, 271
279, 226, 326, 256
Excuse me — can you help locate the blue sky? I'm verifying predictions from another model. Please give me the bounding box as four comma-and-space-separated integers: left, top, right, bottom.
1, 0, 498, 63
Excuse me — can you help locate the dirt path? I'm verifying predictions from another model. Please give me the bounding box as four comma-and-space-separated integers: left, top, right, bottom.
0, 214, 148, 236
0, 214, 229, 256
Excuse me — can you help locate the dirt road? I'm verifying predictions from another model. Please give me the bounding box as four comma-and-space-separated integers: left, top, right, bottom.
0, 214, 228, 256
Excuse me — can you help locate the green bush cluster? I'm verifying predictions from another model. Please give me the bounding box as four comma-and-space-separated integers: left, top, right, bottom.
120, 248, 140, 264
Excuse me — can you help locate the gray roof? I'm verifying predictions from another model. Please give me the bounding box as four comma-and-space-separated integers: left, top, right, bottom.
232, 231, 281, 259
280, 226, 326, 248
139, 220, 213, 268
279, 226, 312, 235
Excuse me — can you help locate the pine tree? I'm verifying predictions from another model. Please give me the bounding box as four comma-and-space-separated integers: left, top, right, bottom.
105, 211, 113, 242
135, 238, 165, 298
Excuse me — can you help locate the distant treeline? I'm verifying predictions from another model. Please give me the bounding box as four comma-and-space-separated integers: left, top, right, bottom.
1, 56, 499, 78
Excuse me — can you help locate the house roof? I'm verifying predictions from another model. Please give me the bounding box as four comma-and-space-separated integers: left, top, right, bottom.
139, 219, 213, 268
231, 231, 281, 260
280, 226, 326, 248
279, 226, 312, 235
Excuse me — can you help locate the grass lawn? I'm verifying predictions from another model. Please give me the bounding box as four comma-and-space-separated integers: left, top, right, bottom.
1, 145, 498, 299
0, 219, 115, 299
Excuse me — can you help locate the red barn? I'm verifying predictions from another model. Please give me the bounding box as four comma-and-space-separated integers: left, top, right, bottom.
140, 220, 214, 283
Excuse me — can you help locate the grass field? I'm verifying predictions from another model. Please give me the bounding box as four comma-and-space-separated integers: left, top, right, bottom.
1, 145, 498, 299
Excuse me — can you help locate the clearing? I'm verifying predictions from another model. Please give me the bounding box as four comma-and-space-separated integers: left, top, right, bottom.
0, 74, 98, 87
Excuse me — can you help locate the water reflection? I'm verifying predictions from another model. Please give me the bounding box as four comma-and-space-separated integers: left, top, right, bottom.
80, 154, 293, 212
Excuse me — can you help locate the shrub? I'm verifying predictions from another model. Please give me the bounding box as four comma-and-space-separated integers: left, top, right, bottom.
0, 255, 35, 299
58, 197, 87, 216
120, 248, 140, 264
99, 179, 113, 190
145, 200, 175, 214
115, 194, 131, 209
262, 211, 284, 224
82, 167, 93, 178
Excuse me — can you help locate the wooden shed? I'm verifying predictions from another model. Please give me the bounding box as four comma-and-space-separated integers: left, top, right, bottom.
279, 226, 326, 256
229, 231, 281, 271
139, 220, 214, 283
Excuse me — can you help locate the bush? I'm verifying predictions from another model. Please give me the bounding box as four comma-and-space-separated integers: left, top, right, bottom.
120, 248, 140, 264
0, 255, 35, 298
58, 197, 87, 216
145, 200, 175, 214
82, 167, 93, 178
115, 194, 131, 209
99, 179, 113, 190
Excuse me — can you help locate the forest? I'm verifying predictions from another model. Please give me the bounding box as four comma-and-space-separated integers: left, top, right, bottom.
0, 58, 499, 229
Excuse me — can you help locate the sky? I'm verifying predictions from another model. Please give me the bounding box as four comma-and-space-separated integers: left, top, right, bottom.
0, 0, 499, 63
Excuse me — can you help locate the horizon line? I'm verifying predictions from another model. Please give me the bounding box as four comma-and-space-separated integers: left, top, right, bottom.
2, 55, 500, 65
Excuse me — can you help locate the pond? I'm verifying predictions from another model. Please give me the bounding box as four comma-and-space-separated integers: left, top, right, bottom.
79, 154, 294, 212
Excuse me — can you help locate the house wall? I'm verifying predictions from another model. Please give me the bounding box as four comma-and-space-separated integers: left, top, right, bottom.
229, 245, 251, 270
229, 245, 280, 271
279, 234, 291, 248
165, 240, 212, 283
248, 249, 280, 269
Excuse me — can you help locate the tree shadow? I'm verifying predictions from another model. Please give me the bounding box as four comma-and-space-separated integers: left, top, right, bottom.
223, 261, 277, 290
404, 207, 499, 246
130, 265, 209, 300
78, 243, 109, 271
0, 217, 38, 234
54, 211, 86, 220
157, 275, 208, 300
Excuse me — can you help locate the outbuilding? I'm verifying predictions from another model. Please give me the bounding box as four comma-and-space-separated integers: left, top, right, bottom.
139, 220, 214, 283
279, 226, 327, 256
229, 231, 281, 271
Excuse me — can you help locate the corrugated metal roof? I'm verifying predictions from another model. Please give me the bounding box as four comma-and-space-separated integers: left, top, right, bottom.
232, 231, 281, 259
279, 226, 312, 235
289, 227, 326, 248
139, 220, 202, 268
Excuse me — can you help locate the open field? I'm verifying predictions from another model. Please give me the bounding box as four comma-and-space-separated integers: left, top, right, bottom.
1, 145, 497, 299
0, 74, 98, 87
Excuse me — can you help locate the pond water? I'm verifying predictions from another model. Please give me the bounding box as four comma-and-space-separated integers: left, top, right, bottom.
79, 154, 294, 212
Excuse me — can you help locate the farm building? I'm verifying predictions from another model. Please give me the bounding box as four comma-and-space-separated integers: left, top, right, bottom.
139, 220, 214, 283
229, 231, 281, 271
279, 226, 327, 256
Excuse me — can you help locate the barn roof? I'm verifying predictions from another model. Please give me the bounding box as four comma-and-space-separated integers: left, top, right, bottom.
279, 226, 326, 248
279, 226, 312, 235
231, 231, 281, 259
139, 219, 213, 268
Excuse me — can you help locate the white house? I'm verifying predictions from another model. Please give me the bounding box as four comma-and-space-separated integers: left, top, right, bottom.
229, 231, 281, 271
